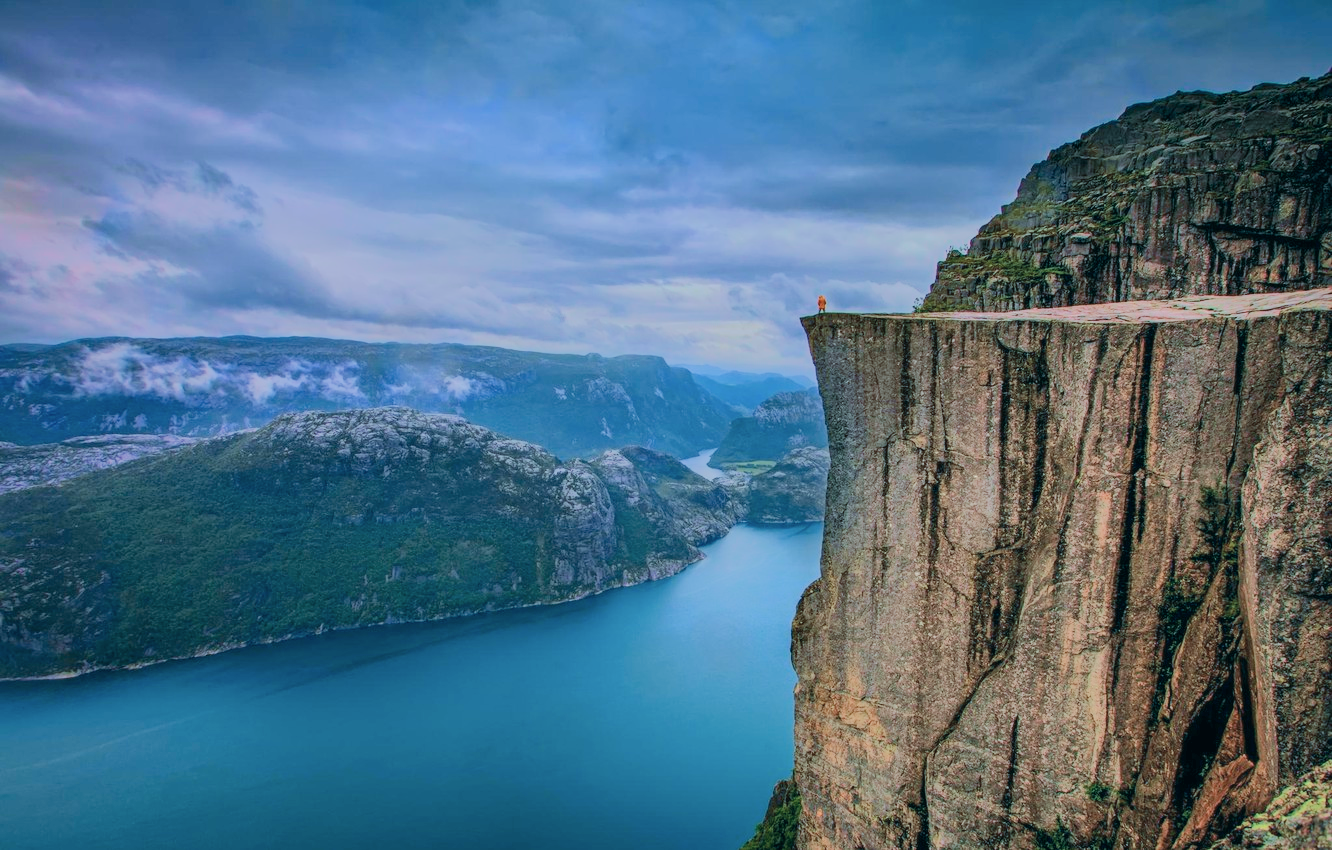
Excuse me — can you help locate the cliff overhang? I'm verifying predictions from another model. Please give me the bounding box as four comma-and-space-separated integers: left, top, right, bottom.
795, 288, 1332, 850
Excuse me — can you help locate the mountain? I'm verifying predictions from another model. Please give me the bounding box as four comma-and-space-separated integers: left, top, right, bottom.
743, 447, 829, 525
717, 447, 830, 526
921, 71, 1332, 312
709, 389, 828, 469
0, 408, 741, 679
676, 365, 815, 387
693, 374, 811, 413
0, 336, 734, 459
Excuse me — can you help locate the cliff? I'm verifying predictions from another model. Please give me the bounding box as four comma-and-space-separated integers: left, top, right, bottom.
795, 289, 1332, 850
922, 72, 1332, 312
0, 407, 739, 679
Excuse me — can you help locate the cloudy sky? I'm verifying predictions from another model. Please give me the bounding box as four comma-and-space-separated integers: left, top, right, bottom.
1, 0, 1328, 374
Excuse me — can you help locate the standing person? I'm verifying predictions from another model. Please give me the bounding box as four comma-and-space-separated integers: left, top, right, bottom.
817, 294, 827, 313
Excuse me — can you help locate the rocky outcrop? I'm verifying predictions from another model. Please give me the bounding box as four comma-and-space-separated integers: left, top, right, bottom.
746, 447, 830, 525
795, 290, 1332, 850
587, 445, 744, 549
0, 434, 197, 493
1210, 760, 1331, 849
0, 407, 740, 678
711, 390, 828, 469
922, 72, 1332, 312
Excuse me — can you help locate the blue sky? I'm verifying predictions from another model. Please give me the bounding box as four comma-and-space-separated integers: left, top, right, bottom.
1, 0, 1328, 373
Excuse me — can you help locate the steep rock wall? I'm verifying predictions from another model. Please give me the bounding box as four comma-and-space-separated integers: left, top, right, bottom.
922, 73, 1332, 312
795, 290, 1332, 850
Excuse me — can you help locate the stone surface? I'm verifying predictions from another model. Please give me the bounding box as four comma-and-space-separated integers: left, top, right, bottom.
794, 289, 1332, 850
1210, 760, 1332, 849
0, 433, 198, 493
922, 73, 1332, 312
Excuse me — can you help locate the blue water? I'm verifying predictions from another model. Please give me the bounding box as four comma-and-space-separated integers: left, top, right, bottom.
682, 448, 723, 480
0, 523, 822, 850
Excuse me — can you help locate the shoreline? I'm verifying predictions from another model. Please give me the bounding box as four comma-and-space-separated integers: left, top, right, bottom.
3, 549, 710, 683
2, 500, 818, 683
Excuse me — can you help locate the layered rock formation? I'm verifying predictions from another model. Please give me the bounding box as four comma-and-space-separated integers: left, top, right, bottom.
795, 289, 1332, 850
0, 408, 739, 678
922, 72, 1332, 312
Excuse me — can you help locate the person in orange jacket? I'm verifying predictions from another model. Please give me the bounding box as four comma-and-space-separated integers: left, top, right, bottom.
817, 294, 827, 313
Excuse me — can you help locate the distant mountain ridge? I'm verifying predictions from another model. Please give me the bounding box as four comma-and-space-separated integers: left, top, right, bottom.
693, 374, 810, 412
0, 336, 734, 458
675, 365, 814, 387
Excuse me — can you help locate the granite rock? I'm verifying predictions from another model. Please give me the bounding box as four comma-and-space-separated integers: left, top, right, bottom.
795, 290, 1332, 850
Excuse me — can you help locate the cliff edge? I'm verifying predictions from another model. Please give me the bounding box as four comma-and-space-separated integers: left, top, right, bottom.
795, 289, 1332, 849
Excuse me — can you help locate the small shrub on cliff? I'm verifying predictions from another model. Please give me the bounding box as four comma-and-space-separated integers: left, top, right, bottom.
1192, 485, 1239, 573
1157, 485, 1241, 671
740, 781, 800, 850
1159, 574, 1203, 661
1085, 781, 1112, 803
1034, 820, 1114, 850
1034, 820, 1077, 850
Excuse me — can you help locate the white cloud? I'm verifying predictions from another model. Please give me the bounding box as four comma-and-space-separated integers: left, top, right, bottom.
244, 365, 312, 403
72, 343, 231, 400
319, 362, 365, 401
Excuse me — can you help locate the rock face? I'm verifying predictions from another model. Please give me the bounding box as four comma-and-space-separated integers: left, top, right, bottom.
922, 73, 1332, 313
795, 290, 1332, 850
0, 407, 739, 678
0, 336, 733, 458
711, 390, 829, 469
746, 447, 830, 525
0, 434, 197, 493
1210, 760, 1331, 849
587, 445, 744, 549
